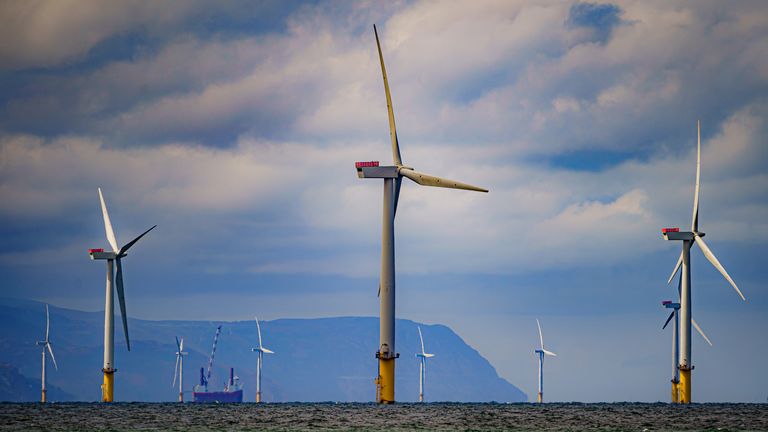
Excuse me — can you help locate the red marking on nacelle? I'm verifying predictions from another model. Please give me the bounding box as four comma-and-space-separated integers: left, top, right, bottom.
355, 161, 380, 168
89, 248, 104, 253
661, 227, 680, 233
662, 300, 672, 305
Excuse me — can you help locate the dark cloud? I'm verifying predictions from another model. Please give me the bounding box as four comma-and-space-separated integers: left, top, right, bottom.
567, 2, 623, 43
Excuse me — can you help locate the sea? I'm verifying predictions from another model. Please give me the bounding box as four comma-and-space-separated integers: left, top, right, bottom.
1, 402, 767, 431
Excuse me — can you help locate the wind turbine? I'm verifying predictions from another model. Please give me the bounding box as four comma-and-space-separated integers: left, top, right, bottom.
357, 24, 487, 404
88, 187, 156, 402
534, 319, 556, 403
661, 273, 713, 403
250, 316, 273, 403
661, 121, 745, 403
36, 304, 58, 403
415, 326, 435, 402
172, 336, 188, 402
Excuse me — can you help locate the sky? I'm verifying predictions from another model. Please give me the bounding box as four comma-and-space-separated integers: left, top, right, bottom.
1, 0, 767, 402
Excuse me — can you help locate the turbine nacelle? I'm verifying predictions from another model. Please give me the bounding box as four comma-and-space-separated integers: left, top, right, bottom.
88, 249, 119, 260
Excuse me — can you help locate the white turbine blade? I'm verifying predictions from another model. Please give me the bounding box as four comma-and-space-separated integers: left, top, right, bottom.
255, 317, 263, 349
98, 188, 119, 252
172, 354, 179, 387
400, 168, 488, 192
692, 318, 713, 347
424, 353, 435, 358
373, 24, 403, 167
45, 304, 50, 341
47, 343, 58, 370
694, 235, 746, 301
418, 326, 426, 355
179, 337, 184, 352
543, 349, 557, 357
262, 348, 274, 354
536, 319, 544, 350
667, 251, 683, 285
692, 120, 701, 232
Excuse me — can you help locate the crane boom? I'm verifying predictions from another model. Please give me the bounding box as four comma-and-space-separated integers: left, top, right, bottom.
204, 325, 222, 389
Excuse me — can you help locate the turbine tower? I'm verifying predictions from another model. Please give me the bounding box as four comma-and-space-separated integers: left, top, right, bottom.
250, 316, 273, 403
357, 24, 488, 404
36, 304, 58, 403
661, 273, 713, 403
661, 121, 745, 403
534, 319, 556, 403
88, 187, 155, 402
172, 336, 188, 402
415, 326, 435, 402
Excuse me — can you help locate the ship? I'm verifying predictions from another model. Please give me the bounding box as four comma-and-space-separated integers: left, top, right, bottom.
192, 324, 244, 403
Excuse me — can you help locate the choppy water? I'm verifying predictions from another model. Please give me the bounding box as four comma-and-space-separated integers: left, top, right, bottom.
1, 403, 767, 431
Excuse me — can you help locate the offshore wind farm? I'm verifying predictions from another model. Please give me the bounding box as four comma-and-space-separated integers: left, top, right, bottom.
1, 0, 767, 430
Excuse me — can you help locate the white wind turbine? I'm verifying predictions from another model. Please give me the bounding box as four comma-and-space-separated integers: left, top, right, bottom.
415, 326, 435, 402
534, 319, 556, 403
172, 336, 188, 402
250, 316, 274, 403
356, 24, 487, 404
661, 121, 745, 403
88, 187, 156, 402
36, 304, 58, 403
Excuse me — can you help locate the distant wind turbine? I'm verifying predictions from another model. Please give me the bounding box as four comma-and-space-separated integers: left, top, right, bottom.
36, 304, 58, 403
357, 24, 488, 404
172, 336, 188, 402
250, 316, 274, 403
661, 121, 744, 403
534, 319, 556, 403
88, 187, 156, 402
415, 326, 435, 402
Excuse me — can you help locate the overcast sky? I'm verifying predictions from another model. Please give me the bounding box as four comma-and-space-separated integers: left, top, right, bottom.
1, 0, 767, 402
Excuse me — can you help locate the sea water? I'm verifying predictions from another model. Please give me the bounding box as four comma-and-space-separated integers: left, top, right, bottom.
1, 402, 767, 431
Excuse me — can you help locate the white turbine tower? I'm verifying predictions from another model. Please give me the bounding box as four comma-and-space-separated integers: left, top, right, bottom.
357, 24, 487, 404
36, 304, 58, 403
415, 326, 435, 402
172, 336, 188, 402
88, 187, 155, 402
534, 319, 556, 403
250, 316, 273, 403
661, 272, 713, 403
662, 121, 745, 403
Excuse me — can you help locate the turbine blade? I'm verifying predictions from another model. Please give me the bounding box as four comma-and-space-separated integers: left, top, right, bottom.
536, 319, 544, 350
400, 168, 488, 192
45, 304, 50, 341
667, 251, 683, 285
172, 354, 179, 387
179, 337, 184, 352
377, 284, 380, 298
119, 225, 156, 255
262, 348, 274, 354
424, 353, 435, 358
662, 311, 675, 330
393, 176, 402, 217
694, 235, 746, 301
418, 326, 426, 355
176, 336, 181, 352
373, 24, 403, 166
692, 318, 713, 346
256, 317, 263, 349
543, 349, 557, 357
692, 120, 701, 232
116, 258, 131, 351
47, 343, 58, 370
98, 188, 119, 252
677, 270, 682, 297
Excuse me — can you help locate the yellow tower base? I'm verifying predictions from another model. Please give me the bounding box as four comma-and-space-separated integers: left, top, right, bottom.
679, 367, 691, 404
671, 380, 679, 403
41, 389, 46, 403
377, 358, 395, 404
537, 392, 542, 403
256, 392, 261, 403
102, 369, 114, 403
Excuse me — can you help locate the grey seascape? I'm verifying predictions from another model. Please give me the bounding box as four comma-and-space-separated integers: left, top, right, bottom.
1, 402, 767, 431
